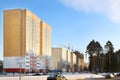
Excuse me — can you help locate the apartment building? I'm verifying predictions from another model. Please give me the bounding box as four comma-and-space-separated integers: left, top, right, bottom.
70, 52, 76, 72
40, 21, 52, 70
73, 51, 84, 72
3, 9, 52, 73
52, 48, 68, 71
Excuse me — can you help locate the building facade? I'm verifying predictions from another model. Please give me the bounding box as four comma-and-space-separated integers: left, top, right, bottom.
3, 9, 52, 73
40, 21, 52, 71
52, 47, 85, 72
52, 48, 68, 72
73, 51, 84, 72
70, 52, 76, 72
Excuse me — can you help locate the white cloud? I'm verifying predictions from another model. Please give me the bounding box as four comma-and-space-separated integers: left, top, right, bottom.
60, 0, 120, 23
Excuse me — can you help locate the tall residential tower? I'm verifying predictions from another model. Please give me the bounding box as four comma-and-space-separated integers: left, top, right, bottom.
40, 21, 52, 70
4, 9, 52, 72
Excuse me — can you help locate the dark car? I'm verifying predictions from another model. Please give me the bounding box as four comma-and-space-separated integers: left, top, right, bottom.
47, 73, 57, 80
32, 73, 41, 76
42, 72, 48, 75
104, 73, 114, 78
47, 73, 67, 80
117, 73, 120, 76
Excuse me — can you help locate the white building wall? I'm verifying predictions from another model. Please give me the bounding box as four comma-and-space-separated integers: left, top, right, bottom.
67, 50, 71, 64
4, 57, 25, 68
73, 53, 76, 65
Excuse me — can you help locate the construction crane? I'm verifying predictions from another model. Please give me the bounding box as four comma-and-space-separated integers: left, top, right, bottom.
58, 44, 70, 49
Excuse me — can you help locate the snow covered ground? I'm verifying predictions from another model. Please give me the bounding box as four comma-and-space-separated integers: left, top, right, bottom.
0, 76, 48, 80
0, 73, 104, 80
63, 73, 104, 80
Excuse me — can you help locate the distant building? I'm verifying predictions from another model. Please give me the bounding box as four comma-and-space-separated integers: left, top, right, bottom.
52, 48, 68, 72
70, 52, 76, 72
52, 47, 85, 72
72, 51, 84, 72
3, 9, 52, 73
52, 47, 80, 72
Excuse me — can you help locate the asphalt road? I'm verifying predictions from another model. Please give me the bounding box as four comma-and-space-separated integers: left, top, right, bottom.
84, 77, 120, 80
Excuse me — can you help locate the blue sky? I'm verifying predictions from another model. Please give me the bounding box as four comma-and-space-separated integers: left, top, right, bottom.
0, 0, 120, 60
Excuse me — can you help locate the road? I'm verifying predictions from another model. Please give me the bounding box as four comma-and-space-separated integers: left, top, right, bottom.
84, 77, 120, 80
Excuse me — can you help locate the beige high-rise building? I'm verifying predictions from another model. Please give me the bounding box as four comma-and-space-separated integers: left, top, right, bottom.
3, 9, 52, 73
40, 21, 52, 57
52, 48, 68, 71
40, 21, 52, 70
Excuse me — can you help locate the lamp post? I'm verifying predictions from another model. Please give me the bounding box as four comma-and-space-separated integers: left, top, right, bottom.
18, 10, 22, 80
19, 61, 22, 80
15, 57, 24, 80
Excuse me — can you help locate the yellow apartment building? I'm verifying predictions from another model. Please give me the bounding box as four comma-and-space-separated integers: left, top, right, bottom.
3, 9, 52, 73
40, 21, 52, 70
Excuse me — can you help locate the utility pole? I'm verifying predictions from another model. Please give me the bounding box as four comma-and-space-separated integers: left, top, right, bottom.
15, 57, 23, 80
19, 10, 22, 80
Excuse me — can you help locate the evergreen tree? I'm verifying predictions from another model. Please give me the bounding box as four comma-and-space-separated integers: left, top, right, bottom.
0, 60, 3, 72
86, 40, 102, 72
115, 49, 120, 71
104, 41, 115, 72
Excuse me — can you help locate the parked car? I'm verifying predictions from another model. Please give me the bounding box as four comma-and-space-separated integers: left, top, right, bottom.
113, 72, 119, 77
42, 72, 48, 75
103, 73, 114, 78
32, 73, 41, 76
117, 73, 120, 76
0, 72, 7, 75
47, 73, 67, 80
113, 72, 120, 76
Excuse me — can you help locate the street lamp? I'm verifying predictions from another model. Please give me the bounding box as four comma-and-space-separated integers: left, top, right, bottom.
15, 57, 24, 80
